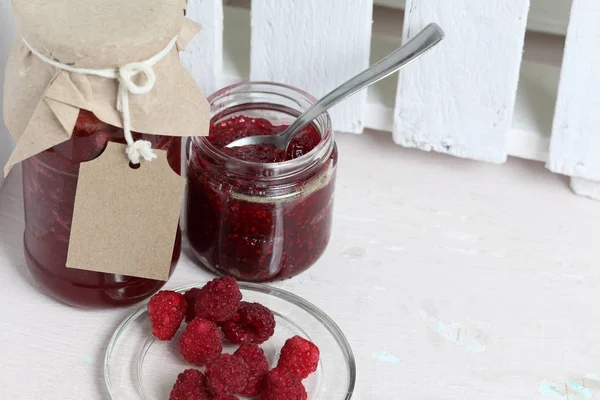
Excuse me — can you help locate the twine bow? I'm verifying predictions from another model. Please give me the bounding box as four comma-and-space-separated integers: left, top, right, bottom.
23, 37, 178, 164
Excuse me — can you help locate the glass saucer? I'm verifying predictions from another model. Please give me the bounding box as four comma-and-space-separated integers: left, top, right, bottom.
105, 282, 356, 399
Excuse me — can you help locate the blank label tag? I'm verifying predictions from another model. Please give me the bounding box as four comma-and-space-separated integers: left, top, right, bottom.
66, 142, 185, 281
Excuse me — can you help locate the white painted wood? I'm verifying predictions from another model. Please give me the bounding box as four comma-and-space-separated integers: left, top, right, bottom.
374, 0, 572, 36
180, 0, 224, 97
0, 0, 15, 191
570, 177, 600, 201
1, 130, 599, 399
393, 0, 530, 163
249, 0, 374, 133
547, 0, 600, 181
220, 5, 562, 164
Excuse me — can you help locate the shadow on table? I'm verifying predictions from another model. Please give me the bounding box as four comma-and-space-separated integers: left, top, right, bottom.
342, 128, 570, 191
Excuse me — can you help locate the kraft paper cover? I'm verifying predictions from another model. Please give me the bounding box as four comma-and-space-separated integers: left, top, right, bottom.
3, 0, 210, 176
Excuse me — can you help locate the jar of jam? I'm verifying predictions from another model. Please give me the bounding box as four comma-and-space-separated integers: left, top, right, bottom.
186, 82, 338, 282
5, 0, 209, 308
22, 111, 182, 307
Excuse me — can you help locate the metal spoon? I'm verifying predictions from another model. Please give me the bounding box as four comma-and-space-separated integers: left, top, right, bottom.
225, 23, 445, 150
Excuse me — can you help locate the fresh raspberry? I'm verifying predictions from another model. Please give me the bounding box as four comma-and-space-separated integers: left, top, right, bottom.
234, 344, 269, 396
169, 369, 210, 400
184, 288, 202, 322
221, 302, 276, 345
195, 277, 242, 322
179, 318, 223, 364
148, 291, 187, 341
205, 354, 249, 396
211, 395, 239, 400
277, 336, 320, 379
261, 368, 307, 400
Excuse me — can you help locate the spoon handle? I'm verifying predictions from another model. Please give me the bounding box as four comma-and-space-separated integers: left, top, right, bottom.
282, 23, 444, 138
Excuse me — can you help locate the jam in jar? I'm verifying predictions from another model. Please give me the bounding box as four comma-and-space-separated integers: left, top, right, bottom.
186, 82, 337, 282
22, 110, 182, 308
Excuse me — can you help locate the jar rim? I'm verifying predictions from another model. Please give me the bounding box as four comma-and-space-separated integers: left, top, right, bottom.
189, 81, 334, 176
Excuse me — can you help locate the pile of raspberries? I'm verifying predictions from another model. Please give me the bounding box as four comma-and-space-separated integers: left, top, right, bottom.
147, 276, 320, 400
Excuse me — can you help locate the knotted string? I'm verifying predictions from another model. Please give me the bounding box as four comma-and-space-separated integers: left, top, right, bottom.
23, 37, 178, 164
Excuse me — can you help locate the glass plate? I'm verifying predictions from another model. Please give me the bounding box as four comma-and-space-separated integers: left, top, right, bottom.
105, 282, 356, 399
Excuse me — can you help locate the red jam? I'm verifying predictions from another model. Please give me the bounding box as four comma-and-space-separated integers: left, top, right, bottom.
22, 110, 182, 308
208, 116, 322, 162
186, 114, 337, 282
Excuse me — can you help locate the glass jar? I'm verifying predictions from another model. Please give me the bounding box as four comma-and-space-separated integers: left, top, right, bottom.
22, 110, 182, 308
186, 82, 337, 282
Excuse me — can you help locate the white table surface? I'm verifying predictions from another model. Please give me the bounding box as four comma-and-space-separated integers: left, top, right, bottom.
1, 130, 599, 400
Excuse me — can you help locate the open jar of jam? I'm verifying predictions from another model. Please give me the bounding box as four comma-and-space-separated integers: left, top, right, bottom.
186, 82, 338, 282
22, 111, 182, 307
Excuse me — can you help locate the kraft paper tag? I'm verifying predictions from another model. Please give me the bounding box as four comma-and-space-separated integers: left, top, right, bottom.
66, 142, 185, 281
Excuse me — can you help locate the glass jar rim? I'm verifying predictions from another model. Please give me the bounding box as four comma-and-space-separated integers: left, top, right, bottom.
189, 81, 334, 176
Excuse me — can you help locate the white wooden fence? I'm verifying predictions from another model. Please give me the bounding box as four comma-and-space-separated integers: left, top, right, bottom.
182, 0, 600, 199
3, 0, 600, 200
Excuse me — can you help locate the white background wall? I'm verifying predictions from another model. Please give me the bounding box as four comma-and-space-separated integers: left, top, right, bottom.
0, 0, 15, 190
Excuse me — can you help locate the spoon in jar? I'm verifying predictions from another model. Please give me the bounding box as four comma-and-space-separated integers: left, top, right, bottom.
225, 23, 444, 150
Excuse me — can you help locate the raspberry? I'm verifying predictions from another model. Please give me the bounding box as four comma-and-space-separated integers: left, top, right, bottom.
261, 368, 307, 400
205, 354, 249, 396
179, 318, 223, 364
211, 395, 239, 400
184, 288, 202, 322
277, 336, 320, 379
234, 344, 269, 396
195, 277, 242, 322
148, 291, 187, 341
169, 369, 210, 400
221, 302, 276, 345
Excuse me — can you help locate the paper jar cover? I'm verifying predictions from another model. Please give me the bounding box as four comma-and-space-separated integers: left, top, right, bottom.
3, 0, 210, 176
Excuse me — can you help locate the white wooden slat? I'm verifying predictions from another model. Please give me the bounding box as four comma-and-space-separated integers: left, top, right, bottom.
374, 0, 571, 36
393, 0, 530, 163
0, 0, 15, 190
367, 29, 560, 162
250, 0, 374, 133
547, 0, 600, 181
181, 0, 224, 97
570, 178, 600, 201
